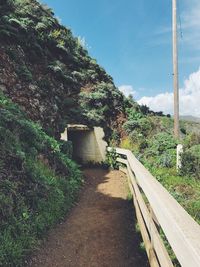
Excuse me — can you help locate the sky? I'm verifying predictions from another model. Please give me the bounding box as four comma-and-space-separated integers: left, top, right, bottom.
42, 0, 200, 117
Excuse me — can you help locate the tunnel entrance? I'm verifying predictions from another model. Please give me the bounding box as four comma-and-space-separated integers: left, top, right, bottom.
61, 124, 107, 164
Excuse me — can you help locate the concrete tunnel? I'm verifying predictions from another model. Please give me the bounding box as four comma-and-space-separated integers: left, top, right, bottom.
61, 124, 108, 164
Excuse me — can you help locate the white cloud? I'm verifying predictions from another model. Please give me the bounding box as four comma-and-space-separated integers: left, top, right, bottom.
118, 85, 136, 97
138, 68, 200, 117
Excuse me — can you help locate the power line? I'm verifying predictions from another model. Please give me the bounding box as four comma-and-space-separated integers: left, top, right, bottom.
177, 0, 183, 39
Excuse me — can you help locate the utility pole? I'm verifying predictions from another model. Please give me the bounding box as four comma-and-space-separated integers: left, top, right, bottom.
172, 0, 180, 138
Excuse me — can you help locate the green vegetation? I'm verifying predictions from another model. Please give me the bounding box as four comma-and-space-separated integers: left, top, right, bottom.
0, 91, 82, 266
79, 82, 126, 139
181, 145, 200, 179
119, 105, 200, 225
0, 0, 124, 139
0, 1, 129, 264
105, 148, 119, 170
115, 105, 199, 266
181, 133, 200, 179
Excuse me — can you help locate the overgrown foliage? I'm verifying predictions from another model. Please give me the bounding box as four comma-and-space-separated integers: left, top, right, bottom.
181, 145, 200, 179
105, 148, 118, 169
0, 92, 82, 266
79, 82, 126, 139
119, 105, 200, 227
0, 0, 123, 140
181, 133, 200, 179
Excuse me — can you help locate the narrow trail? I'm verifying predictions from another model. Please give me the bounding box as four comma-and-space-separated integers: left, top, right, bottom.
26, 168, 149, 267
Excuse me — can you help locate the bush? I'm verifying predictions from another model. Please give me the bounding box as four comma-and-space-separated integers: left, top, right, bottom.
106, 148, 118, 169
109, 130, 120, 146
157, 149, 176, 168
0, 92, 82, 266
147, 133, 177, 155
123, 117, 152, 137
184, 133, 200, 148
181, 145, 200, 179
123, 120, 139, 134
79, 82, 124, 126
140, 133, 177, 169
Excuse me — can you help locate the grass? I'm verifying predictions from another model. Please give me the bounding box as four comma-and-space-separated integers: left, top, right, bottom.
119, 132, 200, 266
120, 126, 200, 225
145, 165, 200, 224
126, 188, 133, 201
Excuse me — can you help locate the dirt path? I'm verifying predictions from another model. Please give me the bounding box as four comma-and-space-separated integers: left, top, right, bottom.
26, 168, 149, 267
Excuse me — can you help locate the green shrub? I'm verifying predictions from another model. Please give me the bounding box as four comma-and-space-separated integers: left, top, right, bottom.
157, 149, 176, 168
79, 82, 124, 126
181, 145, 200, 179
106, 148, 118, 169
139, 133, 177, 169
123, 120, 139, 134
123, 117, 152, 138
109, 130, 120, 146
147, 133, 177, 155
0, 92, 82, 266
184, 133, 200, 148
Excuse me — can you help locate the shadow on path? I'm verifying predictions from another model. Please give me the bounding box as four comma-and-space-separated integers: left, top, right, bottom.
26, 168, 149, 267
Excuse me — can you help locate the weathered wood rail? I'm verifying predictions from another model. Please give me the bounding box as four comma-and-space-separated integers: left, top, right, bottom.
107, 147, 200, 267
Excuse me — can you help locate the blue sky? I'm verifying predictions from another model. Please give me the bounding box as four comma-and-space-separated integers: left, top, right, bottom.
42, 0, 200, 116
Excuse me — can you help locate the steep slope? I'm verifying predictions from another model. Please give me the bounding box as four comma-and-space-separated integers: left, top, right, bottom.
0, 0, 126, 139
0, 91, 82, 266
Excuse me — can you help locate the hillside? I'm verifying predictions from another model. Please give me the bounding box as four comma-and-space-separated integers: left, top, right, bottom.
0, 91, 83, 266
180, 115, 200, 123
0, 0, 127, 140
0, 0, 133, 265
0, 0, 121, 265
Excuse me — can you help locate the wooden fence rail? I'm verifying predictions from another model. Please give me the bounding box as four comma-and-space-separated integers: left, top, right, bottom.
107, 147, 200, 267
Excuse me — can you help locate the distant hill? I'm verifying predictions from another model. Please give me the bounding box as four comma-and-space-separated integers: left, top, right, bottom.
180, 116, 200, 135
180, 116, 200, 123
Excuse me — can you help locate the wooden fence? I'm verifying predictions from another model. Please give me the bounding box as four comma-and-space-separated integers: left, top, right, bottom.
107, 147, 200, 267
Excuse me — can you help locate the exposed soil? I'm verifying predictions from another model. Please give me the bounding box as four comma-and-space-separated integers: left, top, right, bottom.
25, 168, 149, 267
